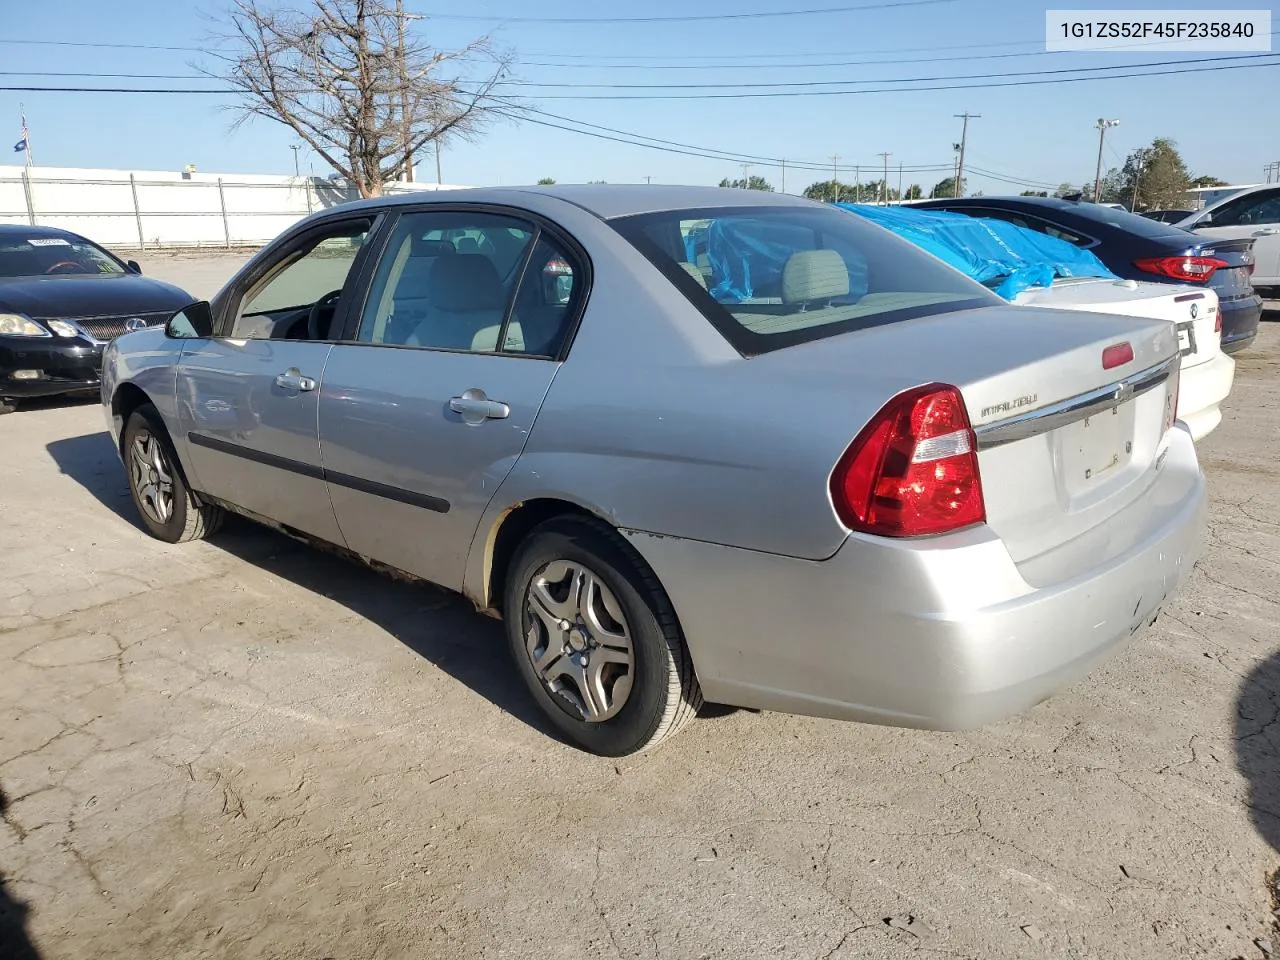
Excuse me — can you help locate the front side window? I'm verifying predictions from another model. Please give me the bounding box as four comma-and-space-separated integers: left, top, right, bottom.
612, 205, 997, 356
0, 233, 125, 278
1209, 189, 1280, 227
232, 222, 370, 339
356, 211, 583, 358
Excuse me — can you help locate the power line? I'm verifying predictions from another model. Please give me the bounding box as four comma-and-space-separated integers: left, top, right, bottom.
504, 55, 1280, 99
498, 53, 1272, 90
7, 54, 1277, 102
514, 28, 1280, 71
414, 0, 956, 24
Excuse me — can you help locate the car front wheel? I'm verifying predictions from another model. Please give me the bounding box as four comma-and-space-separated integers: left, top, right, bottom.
122, 405, 224, 543
504, 515, 702, 756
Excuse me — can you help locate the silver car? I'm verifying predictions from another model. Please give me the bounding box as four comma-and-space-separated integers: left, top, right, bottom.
101, 186, 1206, 756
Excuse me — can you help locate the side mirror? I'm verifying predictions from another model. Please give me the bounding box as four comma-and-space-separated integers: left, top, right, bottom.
1193, 212, 1213, 228
165, 301, 214, 339
126, 259, 143, 275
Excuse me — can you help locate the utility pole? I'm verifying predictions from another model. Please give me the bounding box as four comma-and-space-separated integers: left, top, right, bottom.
1130, 151, 1145, 212
877, 152, 891, 205
644, 176, 652, 184
290, 144, 301, 178
953, 112, 979, 198
897, 161, 903, 204
435, 139, 443, 185
780, 159, 786, 194
854, 165, 860, 203
740, 162, 752, 189
830, 154, 840, 202
1093, 118, 1120, 202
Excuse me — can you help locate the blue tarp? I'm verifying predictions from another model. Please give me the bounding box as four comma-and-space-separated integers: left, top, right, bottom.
834, 202, 1118, 300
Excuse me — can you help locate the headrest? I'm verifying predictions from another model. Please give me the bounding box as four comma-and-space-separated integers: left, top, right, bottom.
781, 250, 850, 304
428, 254, 506, 313
412, 236, 455, 257
455, 236, 481, 254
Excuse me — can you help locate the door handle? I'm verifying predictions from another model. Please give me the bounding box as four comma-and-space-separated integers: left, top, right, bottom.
449, 388, 510, 423
275, 368, 318, 392
1252, 228, 1279, 236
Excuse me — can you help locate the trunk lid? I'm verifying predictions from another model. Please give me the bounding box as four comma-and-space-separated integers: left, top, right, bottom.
1010, 277, 1220, 369
752, 304, 1180, 572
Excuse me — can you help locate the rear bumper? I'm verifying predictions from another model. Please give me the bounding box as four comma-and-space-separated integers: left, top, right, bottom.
0, 335, 104, 398
624, 427, 1206, 730
1218, 294, 1261, 354
1178, 350, 1235, 441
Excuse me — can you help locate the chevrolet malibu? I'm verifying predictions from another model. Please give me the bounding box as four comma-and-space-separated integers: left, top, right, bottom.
100, 186, 1206, 756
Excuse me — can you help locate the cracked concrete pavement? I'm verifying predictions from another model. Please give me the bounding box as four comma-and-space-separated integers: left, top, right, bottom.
2, 253, 1278, 959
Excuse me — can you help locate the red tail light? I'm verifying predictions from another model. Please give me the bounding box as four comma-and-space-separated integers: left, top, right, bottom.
831, 384, 985, 538
1133, 256, 1229, 283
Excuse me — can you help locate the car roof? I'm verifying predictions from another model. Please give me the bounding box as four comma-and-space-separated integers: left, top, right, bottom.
1197, 182, 1279, 213
329, 184, 812, 221
0, 223, 83, 240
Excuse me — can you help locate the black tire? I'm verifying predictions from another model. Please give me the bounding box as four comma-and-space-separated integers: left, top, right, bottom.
121, 405, 224, 543
503, 515, 702, 756
0, 398, 16, 415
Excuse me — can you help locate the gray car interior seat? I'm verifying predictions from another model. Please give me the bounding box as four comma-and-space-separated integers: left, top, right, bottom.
407, 254, 513, 350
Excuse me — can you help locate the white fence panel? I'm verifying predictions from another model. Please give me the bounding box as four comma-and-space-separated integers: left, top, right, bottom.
0, 165, 470, 249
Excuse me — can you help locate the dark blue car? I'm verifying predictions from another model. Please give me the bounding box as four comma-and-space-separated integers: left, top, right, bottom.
914, 196, 1263, 354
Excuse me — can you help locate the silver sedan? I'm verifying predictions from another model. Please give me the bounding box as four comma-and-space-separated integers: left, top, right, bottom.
101, 186, 1206, 755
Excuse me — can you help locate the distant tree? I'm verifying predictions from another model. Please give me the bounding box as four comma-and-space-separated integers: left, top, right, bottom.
1082, 167, 1124, 205
211, 0, 512, 199
904, 184, 923, 201
537, 177, 556, 185
1020, 190, 1049, 197
719, 175, 774, 191
929, 176, 963, 199
587, 179, 607, 184
1189, 174, 1228, 188
1116, 138, 1191, 210
1053, 182, 1080, 198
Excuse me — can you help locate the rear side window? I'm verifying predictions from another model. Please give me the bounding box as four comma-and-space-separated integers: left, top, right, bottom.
612, 205, 996, 357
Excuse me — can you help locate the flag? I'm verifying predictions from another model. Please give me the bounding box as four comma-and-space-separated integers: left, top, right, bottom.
14, 112, 29, 156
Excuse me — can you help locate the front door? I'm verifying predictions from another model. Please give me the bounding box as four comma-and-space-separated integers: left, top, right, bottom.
176, 219, 374, 543
318, 208, 586, 591
1192, 187, 1280, 285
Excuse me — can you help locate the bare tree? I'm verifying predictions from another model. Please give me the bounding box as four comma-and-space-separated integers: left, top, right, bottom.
211, 0, 513, 198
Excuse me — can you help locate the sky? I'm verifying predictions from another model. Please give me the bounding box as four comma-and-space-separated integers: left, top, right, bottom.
2, 0, 1278, 196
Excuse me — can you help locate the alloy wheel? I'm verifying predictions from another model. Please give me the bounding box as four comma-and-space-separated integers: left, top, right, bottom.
524, 560, 635, 722
128, 430, 175, 526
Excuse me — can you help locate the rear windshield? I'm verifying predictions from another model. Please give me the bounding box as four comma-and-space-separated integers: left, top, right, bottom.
611, 205, 996, 356
1056, 202, 1194, 240
0, 233, 124, 278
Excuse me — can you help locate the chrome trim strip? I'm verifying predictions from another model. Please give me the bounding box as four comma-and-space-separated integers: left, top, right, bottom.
974, 355, 1178, 450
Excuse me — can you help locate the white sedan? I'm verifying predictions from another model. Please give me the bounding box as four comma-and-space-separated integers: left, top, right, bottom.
1011, 277, 1233, 441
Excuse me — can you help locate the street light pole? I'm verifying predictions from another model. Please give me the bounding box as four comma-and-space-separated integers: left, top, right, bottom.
877, 152, 892, 205
290, 144, 301, 178
1094, 118, 1120, 203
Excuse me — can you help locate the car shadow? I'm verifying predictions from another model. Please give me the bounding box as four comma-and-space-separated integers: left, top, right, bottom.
44, 431, 144, 529
0, 787, 41, 960
43, 430, 565, 744
1236, 649, 1280, 852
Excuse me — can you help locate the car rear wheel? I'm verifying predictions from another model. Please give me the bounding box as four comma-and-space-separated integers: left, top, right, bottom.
122, 405, 224, 543
504, 515, 702, 756
0, 398, 15, 415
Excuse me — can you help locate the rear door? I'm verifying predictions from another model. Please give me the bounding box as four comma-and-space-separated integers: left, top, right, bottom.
317, 207, 587, 591
176, 217, 374, 543
1190, 187, 1280, 284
